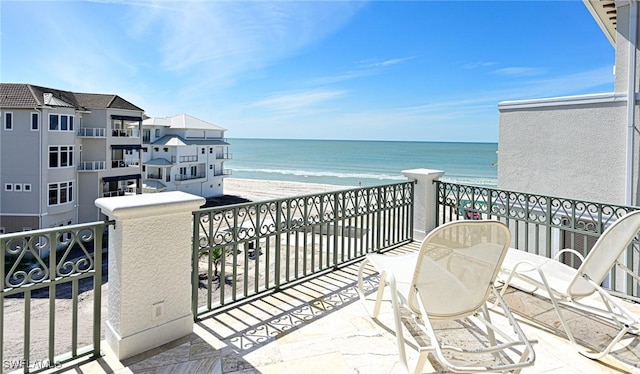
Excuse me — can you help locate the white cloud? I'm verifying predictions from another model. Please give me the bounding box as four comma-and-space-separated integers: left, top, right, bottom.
493, 67, 546, 77
252, 89, 347, 113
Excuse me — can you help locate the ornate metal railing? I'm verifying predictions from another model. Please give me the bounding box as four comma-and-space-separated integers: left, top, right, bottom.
435, 181, 640, 298
0, 221, 111, 373
192, 181, 414, 318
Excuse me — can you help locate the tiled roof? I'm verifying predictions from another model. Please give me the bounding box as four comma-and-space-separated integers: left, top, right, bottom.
0, 83, 40, 107
0, 83, 143, 111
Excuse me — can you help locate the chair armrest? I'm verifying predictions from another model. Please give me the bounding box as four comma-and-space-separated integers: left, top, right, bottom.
553, 248, 585, 264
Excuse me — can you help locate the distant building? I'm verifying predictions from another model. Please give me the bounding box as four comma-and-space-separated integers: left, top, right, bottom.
141, 114, 231, 197
0, 83, 144, 233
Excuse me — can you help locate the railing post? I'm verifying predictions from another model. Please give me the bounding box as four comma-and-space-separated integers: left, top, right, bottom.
402, 168, 445, 241
95, 191, 205, 360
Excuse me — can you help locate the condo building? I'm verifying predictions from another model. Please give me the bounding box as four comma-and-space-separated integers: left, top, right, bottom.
141, 114, 231, 197
0, 83, 144, 233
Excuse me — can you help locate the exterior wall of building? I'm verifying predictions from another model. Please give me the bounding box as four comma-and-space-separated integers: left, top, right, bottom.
0, 85, 144, 233
141, 116, 229, 198
498, 95, 627, 204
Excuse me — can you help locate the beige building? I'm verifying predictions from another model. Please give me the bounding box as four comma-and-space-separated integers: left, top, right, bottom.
497, 1, 640, 206
0, 83, 144, 233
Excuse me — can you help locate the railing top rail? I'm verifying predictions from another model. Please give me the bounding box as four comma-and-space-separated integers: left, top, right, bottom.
435, 180, 639, 213
194, 180, 414, 214
0, 220, 115, 240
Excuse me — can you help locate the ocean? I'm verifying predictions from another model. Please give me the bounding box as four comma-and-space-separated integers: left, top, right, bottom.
226, 138, 498, 188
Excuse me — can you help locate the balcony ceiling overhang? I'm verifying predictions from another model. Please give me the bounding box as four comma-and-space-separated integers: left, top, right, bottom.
583, 0, 616, 46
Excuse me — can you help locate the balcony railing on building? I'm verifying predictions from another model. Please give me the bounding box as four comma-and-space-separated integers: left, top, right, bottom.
102, 188, 135, 197
110, 129, 139, 138
175, 172, 206, 181
111, 160, 140, 168
77, 128, 106, 137
77, 161, 106, 172
213, 169, 232, 177
215, 152, 232, 160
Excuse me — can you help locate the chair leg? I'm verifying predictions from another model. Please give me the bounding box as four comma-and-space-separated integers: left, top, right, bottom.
387, 273, 410, 372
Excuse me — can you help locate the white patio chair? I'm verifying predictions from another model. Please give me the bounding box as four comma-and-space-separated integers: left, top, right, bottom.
357, 220, 536, 373
499, 210, 640, 360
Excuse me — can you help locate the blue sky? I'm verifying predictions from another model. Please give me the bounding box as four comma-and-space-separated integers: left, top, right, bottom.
2, 1, 613, 142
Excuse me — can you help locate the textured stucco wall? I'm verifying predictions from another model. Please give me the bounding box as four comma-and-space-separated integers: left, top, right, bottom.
498, 96, 627, 204
96, 191, 205, 359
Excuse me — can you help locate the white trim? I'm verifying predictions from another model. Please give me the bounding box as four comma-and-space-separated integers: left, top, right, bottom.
498, 92, 626, 110
4, 111, 13, 130
48, 113, 75, 132
47, 180, 74, 207
30, 112, 40, 131
14, 184, 22, 192
23, 183, 31, 192
4, 183, 12, 191
48, 145, 75, 168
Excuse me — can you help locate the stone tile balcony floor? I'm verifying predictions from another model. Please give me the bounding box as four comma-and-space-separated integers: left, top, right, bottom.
47, 242, 640, 373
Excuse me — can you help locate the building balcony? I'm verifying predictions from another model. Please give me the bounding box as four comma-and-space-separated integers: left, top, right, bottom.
111, 128, 140, 138
215, 152, 232, 160
171, 155, 199, 163
175, 172, 206, 181
3, 173, 640, 374
77, 160, 106, 171
111, 159, 140, 168
77, 127, 106, 137
213, 168, 232, 177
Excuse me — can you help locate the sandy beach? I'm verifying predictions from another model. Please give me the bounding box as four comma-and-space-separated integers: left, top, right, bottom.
223, 177, 353, 202
4, 178, 353, 365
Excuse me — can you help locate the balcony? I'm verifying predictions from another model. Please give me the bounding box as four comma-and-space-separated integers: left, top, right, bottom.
171, 155, 199, 163
77, 160, 106, 171
175, 172, 205, 181
111, 159, 140, 168
111, 128, 140, 138
213, 168, 232, 177
77, 128, 106, 137
215, 151, 232, 160
2, 175, 640, 373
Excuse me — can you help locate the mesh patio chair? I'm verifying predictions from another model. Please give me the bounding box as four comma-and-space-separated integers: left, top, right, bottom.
500, 210, 640, 360
357, 220, 536, 373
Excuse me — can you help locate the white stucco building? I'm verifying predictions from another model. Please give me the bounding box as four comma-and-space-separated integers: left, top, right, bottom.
141, 114, 231, 197
497, 1, 640, 206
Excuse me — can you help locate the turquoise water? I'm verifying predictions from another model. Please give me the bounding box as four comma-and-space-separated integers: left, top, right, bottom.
226, 138, 498, 187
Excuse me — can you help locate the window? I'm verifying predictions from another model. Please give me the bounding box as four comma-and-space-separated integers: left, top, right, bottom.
14, 184, 22, 192
4, 184, 12, 191
49, 146, 74, 168
201, 148, 205, 154
209, 164, 213, 170
49, 114, 74, 131
163, 147, 168, 152
154, 147, 159, 152
48, 181, 73, 206
4, 112, 13, 130
209, 148, 213, 154
155, 129, 160, 138
31, 112, 39, 130
142, 147, 148, 152
24, 184, 31, 192
179, 167, 187, 175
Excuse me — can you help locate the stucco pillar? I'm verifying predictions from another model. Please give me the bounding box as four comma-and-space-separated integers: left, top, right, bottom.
402, 168, 445, 240
95, 191, 205, 360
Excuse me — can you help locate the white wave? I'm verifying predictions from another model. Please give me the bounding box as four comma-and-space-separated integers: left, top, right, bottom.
232, 167, 406, 181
